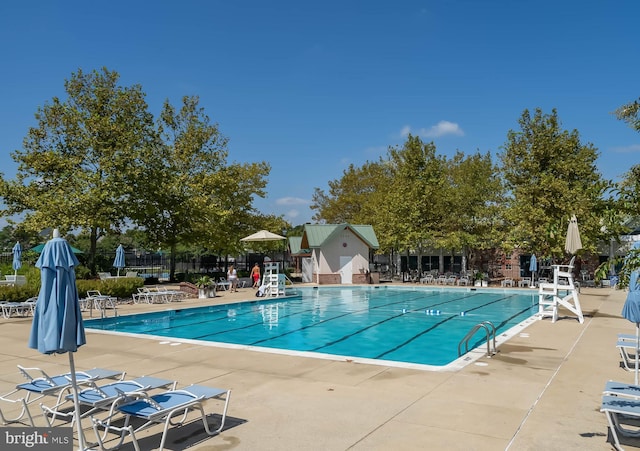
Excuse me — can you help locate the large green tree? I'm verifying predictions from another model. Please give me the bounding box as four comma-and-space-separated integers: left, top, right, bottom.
614, 97, 640, 216
312, 135, 450, 270
442, 151, 506, 271
499, 108, 617, 259
0, 67, 156, 272
594, 97, 640, 288
132, 95, 271, 280
381, 135, 448, 261
311, 160, 390, 225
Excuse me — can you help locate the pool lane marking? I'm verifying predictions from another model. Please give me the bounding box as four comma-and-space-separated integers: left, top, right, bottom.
374, 294, 522, 359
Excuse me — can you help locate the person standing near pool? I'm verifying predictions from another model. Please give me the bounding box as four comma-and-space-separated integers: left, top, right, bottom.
227, 265, 239, 292
251, 263, 261, 288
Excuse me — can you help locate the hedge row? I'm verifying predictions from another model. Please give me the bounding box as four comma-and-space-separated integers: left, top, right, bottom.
0, 277, 145, 303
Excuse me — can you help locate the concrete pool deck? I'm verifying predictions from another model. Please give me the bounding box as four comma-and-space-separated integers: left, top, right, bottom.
0, 284, 637, 450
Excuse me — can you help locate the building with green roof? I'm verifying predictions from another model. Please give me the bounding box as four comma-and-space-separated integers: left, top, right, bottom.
298, 223, 379, 284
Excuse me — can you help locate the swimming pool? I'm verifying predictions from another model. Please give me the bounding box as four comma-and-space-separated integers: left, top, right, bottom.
85, 286, 539, 370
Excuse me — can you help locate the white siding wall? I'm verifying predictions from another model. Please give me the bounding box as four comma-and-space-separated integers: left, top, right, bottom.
316, 228, 369, 275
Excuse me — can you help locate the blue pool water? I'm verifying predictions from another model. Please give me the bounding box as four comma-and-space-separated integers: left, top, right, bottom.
85, 286, 538, 367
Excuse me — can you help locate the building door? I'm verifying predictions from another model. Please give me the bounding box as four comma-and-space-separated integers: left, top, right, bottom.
340, 256, 352, 284
302, 258, 313, 283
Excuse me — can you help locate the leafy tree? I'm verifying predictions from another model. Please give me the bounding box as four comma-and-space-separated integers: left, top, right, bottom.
499, 108, 617, 259
131, 95, 270, 280
614, 99, 640, 216
619, 165, 640, 220
593, 98, 640, 287
615, 97, 640, 132
0, 67, 156, 273
0, 224, 40, 253
311, 135, 450, 269
442, 151, 506, 271
311, 160, 390, 225
381, 136, 448, 259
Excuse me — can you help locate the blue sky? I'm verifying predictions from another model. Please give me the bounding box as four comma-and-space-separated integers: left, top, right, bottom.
1, 1, 638, 227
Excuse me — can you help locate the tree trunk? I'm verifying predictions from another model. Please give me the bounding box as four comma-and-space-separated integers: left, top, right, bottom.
170, 242, 177, 282
89, 226, 98, 276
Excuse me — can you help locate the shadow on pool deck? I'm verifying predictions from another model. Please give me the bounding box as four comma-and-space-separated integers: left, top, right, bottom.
0, 284, 636, 450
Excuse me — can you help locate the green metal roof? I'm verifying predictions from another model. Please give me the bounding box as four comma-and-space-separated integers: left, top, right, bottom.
287, 236, 310, 255
301, 224, 379, 249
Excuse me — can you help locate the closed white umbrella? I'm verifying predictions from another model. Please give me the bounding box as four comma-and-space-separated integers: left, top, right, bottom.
565, 215, 582, 255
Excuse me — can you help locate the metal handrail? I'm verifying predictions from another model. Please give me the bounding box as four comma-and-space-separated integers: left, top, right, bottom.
458, 321, 497, 358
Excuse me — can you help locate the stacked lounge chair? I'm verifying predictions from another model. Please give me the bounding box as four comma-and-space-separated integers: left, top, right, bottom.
91, 383, 231, 451
0, 365, 124, 426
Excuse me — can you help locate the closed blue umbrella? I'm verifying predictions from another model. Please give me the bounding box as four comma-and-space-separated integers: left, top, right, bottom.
113, 244, 126, 277
28, 229, 86, 449
622, 241, 640, 384
529, 254, 537, 285
12, 242, 22, 276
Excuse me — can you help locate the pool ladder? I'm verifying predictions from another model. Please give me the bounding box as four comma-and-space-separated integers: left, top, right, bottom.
458, 321, 497, 358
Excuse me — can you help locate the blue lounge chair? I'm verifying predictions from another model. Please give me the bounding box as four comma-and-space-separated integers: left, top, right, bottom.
604, 380, 640, 399
41, 375, 177, 427
601, 394, 640, 450
91, 384, 231, 451
0, 365, 124, 426
617, 337, 640, 372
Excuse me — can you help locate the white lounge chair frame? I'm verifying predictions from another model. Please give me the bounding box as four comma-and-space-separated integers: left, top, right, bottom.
601, 380, 640, 450
216, 278, 231, 291
41, 376, 177, 428
617, 334, 640, 372
91, 384, 231, 451
1, 298, 36, 318
0, 366, 124, 426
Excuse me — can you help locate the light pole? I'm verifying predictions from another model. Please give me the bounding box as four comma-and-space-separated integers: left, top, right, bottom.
281, 229, 288, 272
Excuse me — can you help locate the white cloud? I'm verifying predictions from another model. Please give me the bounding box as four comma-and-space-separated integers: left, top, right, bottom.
276, 197, 310, 206
400, 121, 464, 139
419, 120, 464, 138
611, 144, 640, 153
286, 209, 300, 219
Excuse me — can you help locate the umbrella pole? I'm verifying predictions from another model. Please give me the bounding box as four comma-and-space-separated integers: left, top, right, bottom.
635, 323, 640, 385
68, 353, 86, 451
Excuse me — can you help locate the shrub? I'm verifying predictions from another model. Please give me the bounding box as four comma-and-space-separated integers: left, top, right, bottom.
75, 265, 93, 280
0, 269, 144, 302
0, 285, 39, 302
76, 277, 144, 300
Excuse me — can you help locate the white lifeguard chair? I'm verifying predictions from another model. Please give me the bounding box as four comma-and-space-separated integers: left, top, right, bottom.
538, 256, 583, 323
262, 262, 286, 297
